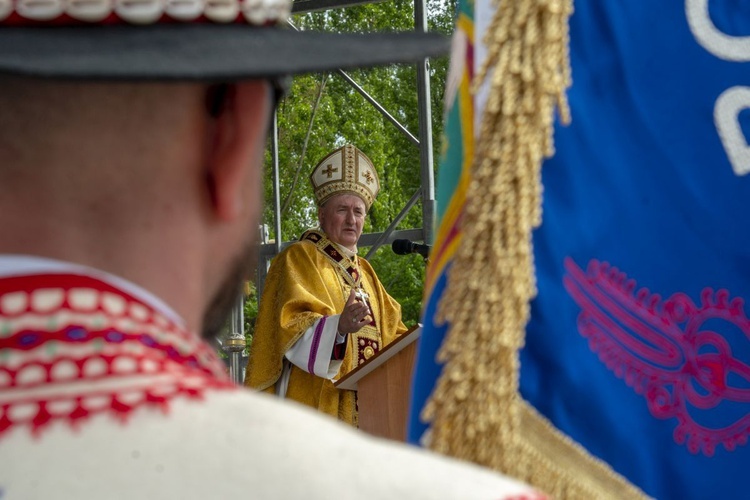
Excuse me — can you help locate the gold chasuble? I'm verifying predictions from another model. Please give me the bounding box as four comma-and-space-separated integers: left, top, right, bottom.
245, 229, 407, 426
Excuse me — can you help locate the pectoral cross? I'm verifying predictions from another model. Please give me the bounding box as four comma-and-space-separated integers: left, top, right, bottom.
354, 288, 369, 302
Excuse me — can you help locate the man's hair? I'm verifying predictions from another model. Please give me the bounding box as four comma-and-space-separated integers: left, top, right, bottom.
0, 76, 197, 176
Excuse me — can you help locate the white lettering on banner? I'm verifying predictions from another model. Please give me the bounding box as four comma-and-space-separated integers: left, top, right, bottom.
715, 87, 750, 176
686, 0, 750, 176
686, 0, 750, 62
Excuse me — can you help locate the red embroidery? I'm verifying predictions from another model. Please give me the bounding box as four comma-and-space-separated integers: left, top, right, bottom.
564, 258, 750, 456
0, 273, 234, 438
502, 494, 547, 500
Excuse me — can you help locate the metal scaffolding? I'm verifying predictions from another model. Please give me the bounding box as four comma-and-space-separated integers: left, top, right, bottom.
224, 0, 437, 383
260, 0, 435, 267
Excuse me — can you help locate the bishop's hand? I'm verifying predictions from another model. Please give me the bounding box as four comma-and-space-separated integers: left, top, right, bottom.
338, 288, 372, 335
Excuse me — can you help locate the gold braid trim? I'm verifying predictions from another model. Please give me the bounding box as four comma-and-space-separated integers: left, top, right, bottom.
518, 401, 647, 498
422, 0, 648, 497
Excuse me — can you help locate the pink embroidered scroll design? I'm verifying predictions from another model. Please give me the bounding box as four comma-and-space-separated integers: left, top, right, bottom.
563, 257, 750, 456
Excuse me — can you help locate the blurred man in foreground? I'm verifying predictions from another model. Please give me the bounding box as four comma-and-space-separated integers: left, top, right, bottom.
0, 3, 539, 499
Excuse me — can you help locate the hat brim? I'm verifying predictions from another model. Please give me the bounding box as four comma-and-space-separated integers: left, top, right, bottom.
0, 25, 448, 81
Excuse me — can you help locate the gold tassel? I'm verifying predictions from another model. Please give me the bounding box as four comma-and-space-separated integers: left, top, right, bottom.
422, 0, 648, 497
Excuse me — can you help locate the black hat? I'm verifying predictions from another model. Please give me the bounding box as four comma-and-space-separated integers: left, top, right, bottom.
0, 0, 448, 81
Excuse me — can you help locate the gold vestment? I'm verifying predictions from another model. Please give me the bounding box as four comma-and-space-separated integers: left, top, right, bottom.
245, 229, 407, 426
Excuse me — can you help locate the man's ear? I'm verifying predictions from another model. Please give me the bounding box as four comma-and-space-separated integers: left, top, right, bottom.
204, 81, 270, 222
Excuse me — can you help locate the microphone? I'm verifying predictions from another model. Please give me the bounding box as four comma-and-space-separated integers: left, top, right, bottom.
392, 239, 431, 258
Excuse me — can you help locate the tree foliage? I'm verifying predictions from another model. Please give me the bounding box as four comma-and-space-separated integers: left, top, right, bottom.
244, 0, 455, 346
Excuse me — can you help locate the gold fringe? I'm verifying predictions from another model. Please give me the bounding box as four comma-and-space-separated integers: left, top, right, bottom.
422, 0, 649, 497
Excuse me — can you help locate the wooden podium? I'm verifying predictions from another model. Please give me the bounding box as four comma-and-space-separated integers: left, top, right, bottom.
334, 326, 421, 442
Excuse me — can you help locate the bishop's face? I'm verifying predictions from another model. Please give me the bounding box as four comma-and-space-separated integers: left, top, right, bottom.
318, 193, 366, 251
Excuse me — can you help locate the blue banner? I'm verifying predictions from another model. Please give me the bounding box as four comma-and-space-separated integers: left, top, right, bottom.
411, 2, 750, 498
525, 2, 750, 498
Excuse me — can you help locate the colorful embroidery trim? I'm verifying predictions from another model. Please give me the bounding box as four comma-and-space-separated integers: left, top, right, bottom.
0, 273, 233, 438
0, 0, 290, 26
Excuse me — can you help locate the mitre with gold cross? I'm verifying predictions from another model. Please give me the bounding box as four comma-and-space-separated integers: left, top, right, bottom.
310, 144, 380, 210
